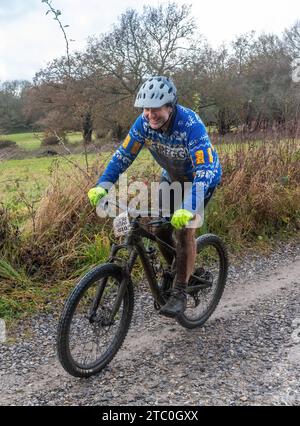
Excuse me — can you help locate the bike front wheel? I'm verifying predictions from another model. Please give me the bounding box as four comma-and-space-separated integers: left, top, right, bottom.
176, 233, 228, 329
57, 263, 134, 377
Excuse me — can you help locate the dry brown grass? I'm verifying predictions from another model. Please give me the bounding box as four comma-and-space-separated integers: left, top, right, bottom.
19, 159, 111, 281
209, 139, 300, 242
0, 205, 20, 256
2, 137, 300, 284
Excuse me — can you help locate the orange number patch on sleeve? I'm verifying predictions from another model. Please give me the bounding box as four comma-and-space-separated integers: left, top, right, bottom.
122, 134, 131, 149
195, 150, 205, 165
131, 142, 141, 155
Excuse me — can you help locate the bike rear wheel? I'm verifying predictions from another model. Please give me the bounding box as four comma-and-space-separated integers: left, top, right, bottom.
176, 234, 228, 329
57, 263, 134, 377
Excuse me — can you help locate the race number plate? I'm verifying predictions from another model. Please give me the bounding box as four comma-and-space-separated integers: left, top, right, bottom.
113, 212, 131, 237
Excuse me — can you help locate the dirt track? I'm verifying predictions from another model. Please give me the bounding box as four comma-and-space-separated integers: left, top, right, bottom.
0, 243, 299, 406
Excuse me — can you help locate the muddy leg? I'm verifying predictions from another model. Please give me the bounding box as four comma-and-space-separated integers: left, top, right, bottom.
175, 227, 197, 284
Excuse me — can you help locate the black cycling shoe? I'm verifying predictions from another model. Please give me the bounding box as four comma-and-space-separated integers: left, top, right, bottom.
159, 282, 187, 318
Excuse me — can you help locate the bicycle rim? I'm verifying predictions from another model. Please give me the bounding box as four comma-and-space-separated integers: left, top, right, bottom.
177, 234, 228, 329
57, 264, 133, 377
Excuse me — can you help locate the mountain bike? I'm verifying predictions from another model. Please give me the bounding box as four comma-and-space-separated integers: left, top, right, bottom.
57, 201, 228, 377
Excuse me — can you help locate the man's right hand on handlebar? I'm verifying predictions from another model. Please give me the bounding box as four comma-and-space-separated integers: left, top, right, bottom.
88, 186, 108, 207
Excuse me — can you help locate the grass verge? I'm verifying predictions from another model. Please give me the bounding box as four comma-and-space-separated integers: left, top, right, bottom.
0, 138, 299, 322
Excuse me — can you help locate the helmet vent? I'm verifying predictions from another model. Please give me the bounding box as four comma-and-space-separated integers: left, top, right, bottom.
134, 76, 177, 108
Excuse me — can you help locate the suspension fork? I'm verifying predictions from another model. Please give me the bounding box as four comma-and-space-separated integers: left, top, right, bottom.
107, 273, 129, 322
89, 278, 107, 321
107, 245, 137, 323
89, 243, 129, 321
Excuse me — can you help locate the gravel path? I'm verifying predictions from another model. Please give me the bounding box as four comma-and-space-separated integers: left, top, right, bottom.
0, 239, 300, 406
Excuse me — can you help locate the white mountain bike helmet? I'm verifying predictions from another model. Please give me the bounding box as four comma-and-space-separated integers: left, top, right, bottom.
134, 76, 177, 108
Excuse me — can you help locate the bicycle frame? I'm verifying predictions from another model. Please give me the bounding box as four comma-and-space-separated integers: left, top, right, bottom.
108, 217, 176, 308
105, 215, 215, 321
93, 192, 216, 322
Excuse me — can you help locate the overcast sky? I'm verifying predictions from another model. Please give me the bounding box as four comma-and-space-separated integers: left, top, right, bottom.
0, 0, 299, 82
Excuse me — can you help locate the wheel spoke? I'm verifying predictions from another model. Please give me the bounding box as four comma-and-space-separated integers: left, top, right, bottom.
68, 277, 123, 368
177, 235, 228, 328
57, 265, 134, 377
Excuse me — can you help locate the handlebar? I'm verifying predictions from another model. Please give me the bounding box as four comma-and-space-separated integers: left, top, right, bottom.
96, 196, 171, 226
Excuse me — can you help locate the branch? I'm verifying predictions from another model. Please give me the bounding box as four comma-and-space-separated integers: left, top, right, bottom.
41, 0, 72, 77
52, 130, 91, 177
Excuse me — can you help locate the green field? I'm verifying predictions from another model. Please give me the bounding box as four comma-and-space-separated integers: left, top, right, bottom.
0, 149, 159, 208
1, 133, 298, 213
0, 154, 96, 205
0, 131, 83, 151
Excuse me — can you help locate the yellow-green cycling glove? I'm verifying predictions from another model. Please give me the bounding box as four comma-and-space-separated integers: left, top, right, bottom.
88, 186, 107, 207
171, 209, 194, 230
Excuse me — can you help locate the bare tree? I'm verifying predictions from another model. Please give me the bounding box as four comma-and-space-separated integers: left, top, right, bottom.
141, 3, 197, 74
85, 3, 198, 92
24, 3, 300, 140
284, 20, 300, 58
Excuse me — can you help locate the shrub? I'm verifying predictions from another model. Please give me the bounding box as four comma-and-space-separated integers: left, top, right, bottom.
207, 139, 300, 244
41, 131, 68, 146
41, 135, 60, 146
19, 158, 109, 280
0, 139, 17, 149
7, 136, 300, 284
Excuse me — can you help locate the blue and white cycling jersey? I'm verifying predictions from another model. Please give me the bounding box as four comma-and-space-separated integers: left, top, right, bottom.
97, 104, 222, 213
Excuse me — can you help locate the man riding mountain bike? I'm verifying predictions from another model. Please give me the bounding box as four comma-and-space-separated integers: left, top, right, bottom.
88, 76, 222, 318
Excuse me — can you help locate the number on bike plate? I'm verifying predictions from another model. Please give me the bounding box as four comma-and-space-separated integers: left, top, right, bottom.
113, 212, 131, 237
